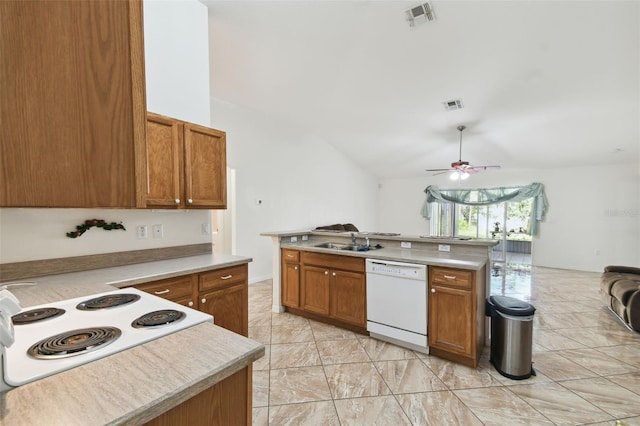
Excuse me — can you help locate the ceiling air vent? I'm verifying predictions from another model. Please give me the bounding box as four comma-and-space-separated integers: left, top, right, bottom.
442, 99, 464, 111
406, 2, 436, 27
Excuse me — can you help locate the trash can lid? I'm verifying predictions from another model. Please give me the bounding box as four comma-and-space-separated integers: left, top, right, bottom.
489, 295, 535, 316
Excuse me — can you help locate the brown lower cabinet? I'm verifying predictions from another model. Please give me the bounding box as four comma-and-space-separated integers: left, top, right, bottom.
132, 263, 251, 425
428, 265, 486, 368
144, 366, 250, 426
282, 250, 366, 331
131, 263, 248, 337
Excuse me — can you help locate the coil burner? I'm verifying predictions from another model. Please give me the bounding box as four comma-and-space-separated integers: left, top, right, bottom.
27, 327, 122, 359
131, 310, 186, 328
76, 293, 140, 311
12, 308, 65, 325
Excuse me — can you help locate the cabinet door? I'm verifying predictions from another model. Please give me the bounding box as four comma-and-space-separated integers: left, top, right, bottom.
330, 270, 366, 327
0, 0, 146, 208
282, 262, 300, 308
428, 285, 473, 356
145, 113, 182, 208
301, 266, 330, 316
184, 123, 227, 208
199, 283, 248, 337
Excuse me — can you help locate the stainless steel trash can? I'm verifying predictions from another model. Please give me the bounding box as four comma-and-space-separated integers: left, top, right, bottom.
486, 295, 536, 380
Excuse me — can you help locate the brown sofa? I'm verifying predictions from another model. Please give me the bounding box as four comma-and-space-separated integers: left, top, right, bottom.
600, 265, 640, 332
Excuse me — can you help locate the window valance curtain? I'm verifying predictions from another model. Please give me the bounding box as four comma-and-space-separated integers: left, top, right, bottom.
420, 182, 548, 236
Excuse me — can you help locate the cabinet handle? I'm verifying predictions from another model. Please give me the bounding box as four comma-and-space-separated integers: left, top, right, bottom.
188, 301, 194, 307
294, 266, 298, 270
324, 271, 329, 275
444, 275, 456, 280
201, 298, 207, 304
431, 288, 436, 293
187, 198, 193, 204
220, 274, 233, 280
154, 289, 170, 295
175, 198, 180, 204
332, 272, 336, 277
287, 254, 295, 258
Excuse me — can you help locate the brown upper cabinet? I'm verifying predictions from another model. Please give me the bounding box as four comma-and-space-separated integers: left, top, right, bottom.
0, 1, 227, 209
0, 0, 147, 208
146, 113, 227, 209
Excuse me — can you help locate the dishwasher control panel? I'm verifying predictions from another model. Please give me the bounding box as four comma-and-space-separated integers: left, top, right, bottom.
366, 259, 427, 280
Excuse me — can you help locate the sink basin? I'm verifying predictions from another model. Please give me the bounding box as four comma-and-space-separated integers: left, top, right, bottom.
313, 242, 381, 251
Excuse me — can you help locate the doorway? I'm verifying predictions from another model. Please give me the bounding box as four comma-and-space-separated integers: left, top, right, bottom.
211, 167, 235, 254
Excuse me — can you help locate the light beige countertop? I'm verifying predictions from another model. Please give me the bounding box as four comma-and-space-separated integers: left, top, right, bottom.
281, 241, 487, 270
3, 252, 252, 307
0, 253, 264, 426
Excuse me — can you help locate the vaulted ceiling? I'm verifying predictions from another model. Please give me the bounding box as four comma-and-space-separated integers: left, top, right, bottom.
204, 1, 639, 179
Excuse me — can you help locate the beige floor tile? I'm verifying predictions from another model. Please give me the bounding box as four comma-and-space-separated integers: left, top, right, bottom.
269, 366, 332, 405
531, 351, 599, 381
268, 401, 340, 425
489, 364, 554, 386
252, 407, 268, 426
533, 329, 587, 350
555, 327, 640, 348
453, 386, 553, 425
253, 369, 269, 408
253, 345, 270, 371
560, 377, 640, 418
309, 320, 356, 340
271, 312, 310, 327
609, 371, 640, 395
396, 390, 484, 426
324, 362, 390, 399
360, 336, 418, 361
374, 359, 447, 394
595, 344, 640, 368
421, 356, 502, 389
316, 339, 370, 365
249, 311, 272, 328
558, 348, 638, 376
248, 325, 271, 345
509, 382, 613, 424
270, 342, 320, 369
270, 323, 314, 344
333, 395, 412, 425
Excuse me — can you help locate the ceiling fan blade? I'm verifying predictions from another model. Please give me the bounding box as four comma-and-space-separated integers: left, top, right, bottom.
431, 170, 454, 176
467, 165, 501, 171
425, 168, 453, 172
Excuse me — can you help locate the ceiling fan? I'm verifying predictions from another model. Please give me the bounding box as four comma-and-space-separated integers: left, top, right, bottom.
426, 125, 501, 180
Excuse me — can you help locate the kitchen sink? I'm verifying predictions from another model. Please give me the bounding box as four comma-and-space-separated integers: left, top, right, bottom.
313, 242, 382, 251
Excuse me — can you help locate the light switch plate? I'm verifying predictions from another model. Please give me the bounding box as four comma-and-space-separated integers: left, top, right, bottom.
401, 241, 412, 249
438, 244, 451, 252
291, 236, 298, 242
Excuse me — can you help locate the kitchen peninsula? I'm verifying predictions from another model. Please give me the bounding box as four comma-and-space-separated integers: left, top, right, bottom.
262, 229, 497, 367
0, 253, 263, 425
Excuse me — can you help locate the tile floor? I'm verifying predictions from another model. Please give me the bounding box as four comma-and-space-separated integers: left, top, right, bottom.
248, 266, 640, 425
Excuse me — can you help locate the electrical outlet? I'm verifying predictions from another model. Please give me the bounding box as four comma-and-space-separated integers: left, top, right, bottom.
202, 223, 211, 235
301, 235, 308, 241
136, 225, 148, 239
438, 244, 451, 252
291, 236, 298, 242
152, 224, 163, 239
400, 241, 412, 249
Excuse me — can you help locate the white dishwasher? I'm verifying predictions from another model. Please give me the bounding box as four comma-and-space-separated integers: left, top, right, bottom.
366, 259, 428, 353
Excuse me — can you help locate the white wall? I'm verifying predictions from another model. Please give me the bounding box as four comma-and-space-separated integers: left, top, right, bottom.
378, 164, 640, 272
144, 0, 211, 126
0, 0, 214, 265
0, 209, 211, 263
210, 98, 379, 283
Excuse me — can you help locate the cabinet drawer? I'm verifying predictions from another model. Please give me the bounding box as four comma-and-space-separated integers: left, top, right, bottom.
282, 249, 300, 263
199, 264, 248, 292
134, 275, 195, 301
301, 252, 365, 273
430, 267, 472, 289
